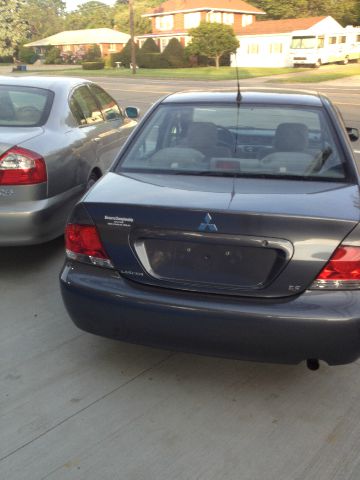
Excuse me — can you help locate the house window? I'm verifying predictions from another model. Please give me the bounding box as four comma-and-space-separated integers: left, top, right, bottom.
242, 14, 253, 27
328, 36, 337, 45
63, 45, 72, 51
155, 15, 174, 31
208, 11, 222, 23
109, 44, 117, 51
339, 36, 346, 44
269, 43, 283, 54
223, 13, 234, 25
247, 43, 259, 54
184, 12, 201, 28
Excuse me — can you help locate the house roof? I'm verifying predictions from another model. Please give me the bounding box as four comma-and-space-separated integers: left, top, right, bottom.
238, 16, 329, 35
25, 28, 130, 47
144, 0, 265, 17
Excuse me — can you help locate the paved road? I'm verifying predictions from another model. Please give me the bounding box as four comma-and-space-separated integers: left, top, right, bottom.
1, 77, 360, 480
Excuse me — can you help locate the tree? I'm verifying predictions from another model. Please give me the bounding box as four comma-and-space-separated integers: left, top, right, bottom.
250, 0, 358, 25
113, 0, 159, 35
64, 1, 113, 30
187, 22, 239, 68
21, 0, 65, 40
0, 0, 30, 59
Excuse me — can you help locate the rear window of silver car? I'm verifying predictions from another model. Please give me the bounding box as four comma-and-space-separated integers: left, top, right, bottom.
0, 85, 53, 127
118, 104, 347, 181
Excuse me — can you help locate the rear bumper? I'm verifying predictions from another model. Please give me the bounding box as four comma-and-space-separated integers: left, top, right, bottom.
0, 187, 82, 245
60, 262, 360, 366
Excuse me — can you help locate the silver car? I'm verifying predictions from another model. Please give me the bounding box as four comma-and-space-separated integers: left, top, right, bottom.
0, 76, 138, 245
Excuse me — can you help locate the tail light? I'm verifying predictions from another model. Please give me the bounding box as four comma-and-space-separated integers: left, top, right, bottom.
0, 146, 47, 185
310, 245, 360, 290
65, 224, 114, 269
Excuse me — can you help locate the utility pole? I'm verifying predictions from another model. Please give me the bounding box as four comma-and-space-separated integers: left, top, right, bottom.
129, 0, 137, 74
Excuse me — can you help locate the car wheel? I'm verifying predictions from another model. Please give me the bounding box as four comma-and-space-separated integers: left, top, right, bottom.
86, 171, 100, 190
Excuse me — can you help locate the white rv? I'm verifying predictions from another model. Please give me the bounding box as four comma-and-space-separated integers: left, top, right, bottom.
289, 27, 360, 67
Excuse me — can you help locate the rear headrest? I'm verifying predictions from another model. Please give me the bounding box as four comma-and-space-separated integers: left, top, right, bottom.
186, 122, 218, 148
274, 122, 309, 152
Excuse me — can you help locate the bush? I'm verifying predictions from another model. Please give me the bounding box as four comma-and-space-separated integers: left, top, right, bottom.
109, 51, 123, 67
162, 38, 187, 67
137, 52, 169, 68
82, 61, 105, 70
44, 46, 62, 64
140, 38, 160, 54
113, 40, 139, 68
83, 44, 102, 62
18, 46, 38, 64
0, 55, 13, 63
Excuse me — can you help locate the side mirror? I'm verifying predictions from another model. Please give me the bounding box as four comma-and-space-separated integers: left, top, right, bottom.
346, 127, 359, 142
125, 106, 140, 119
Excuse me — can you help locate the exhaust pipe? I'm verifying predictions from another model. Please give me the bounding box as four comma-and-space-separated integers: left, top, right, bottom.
306, 358, 320, 371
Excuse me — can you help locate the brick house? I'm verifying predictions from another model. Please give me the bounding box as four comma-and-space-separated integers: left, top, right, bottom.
137, 0, 265, 51
25, 28, 130, 61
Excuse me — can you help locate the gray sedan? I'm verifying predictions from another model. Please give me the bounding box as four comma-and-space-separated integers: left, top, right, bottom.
0, 76, 138, 245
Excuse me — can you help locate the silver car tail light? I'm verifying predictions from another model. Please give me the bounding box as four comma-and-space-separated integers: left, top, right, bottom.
0, 146, 47, 185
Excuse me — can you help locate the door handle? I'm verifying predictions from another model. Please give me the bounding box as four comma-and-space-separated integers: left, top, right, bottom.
92, 137, 101, 143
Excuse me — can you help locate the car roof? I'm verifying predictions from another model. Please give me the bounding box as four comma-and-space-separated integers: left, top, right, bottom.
0, 75, 92, 92
161, 89, 324, 107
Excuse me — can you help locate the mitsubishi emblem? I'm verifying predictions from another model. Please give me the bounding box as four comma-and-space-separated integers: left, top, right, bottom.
198, 213, 218, 232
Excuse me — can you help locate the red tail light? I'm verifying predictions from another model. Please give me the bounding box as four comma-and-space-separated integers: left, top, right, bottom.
65, 224, 113, 269
0, 146, 47, 185
311, 245, 360, 290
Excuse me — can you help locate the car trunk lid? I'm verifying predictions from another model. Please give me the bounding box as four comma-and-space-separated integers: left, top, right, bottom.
0, 127, 44, 156
83, 172, 360, 298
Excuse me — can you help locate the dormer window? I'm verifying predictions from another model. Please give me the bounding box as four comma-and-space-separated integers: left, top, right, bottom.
155, 15, 174, 31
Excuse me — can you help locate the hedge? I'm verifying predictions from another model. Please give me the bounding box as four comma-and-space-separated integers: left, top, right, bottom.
82, 61, 105, 70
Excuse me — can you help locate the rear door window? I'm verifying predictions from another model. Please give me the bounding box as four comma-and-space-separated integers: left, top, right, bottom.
71, 85, 104, 125
89, 84, 123, 123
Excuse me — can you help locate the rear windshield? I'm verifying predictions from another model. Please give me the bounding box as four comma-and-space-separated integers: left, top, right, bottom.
117, 103, 348, 181
0, 85, 53, 127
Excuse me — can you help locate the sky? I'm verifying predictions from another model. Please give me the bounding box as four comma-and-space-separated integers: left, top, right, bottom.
65, 0, 116, 12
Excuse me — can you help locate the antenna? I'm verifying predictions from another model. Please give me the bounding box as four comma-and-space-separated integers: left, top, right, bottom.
235, 55, 242, 105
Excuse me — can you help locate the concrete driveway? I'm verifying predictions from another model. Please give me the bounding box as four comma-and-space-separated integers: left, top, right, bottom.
1, 76, 360, 480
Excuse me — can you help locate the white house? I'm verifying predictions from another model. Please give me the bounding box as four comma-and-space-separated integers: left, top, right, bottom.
231, 16, 345, 67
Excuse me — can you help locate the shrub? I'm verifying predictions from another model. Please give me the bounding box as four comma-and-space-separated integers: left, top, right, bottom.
83, 44, 102, 62
44, 46, 61, 64
140, 38, 160, 54
114, 40, 139, 68
162, 38, 187, 68
0, 55, 13, 63
82, 61, 105, 70
18, 46, 38, 64
137, 52, 169, 68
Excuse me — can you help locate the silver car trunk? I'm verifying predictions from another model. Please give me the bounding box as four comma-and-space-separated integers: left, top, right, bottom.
84, 172, 360, 298
0, 127, 44, 155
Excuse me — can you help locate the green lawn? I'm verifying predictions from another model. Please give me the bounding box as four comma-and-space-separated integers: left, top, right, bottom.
270, 63, 360, 83
26, 65, 305, 80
